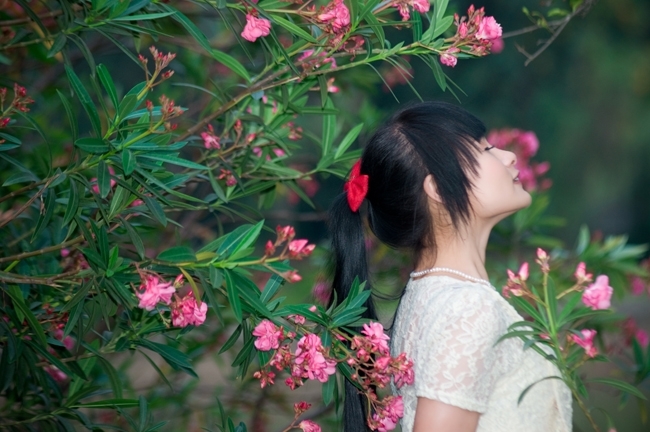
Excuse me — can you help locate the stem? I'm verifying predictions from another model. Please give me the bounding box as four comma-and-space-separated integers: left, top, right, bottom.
0, 174, 60, 230
572, 387, 601, 432
0, 235, 84, 264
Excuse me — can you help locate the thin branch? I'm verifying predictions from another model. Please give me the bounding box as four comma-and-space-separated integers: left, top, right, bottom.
518, 16, 571, 67
0, 10, 64, 26
0, 175, 59, 230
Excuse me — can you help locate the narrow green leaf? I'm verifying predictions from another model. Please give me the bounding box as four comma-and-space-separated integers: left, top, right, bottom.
122, 149, 136, 175
518, 376, 563, 405
2, 171, 38, 186
335, 123, 363, 159
65, 65, 102, 136
72, 398, 139, 409
97, 64, 119, 110
63, 179, 80, 227
321, 98, 336, 157
225, 270, 243, 322
97, 160, 111, 199
260, 274, 284, 303
157, 246, 196, 263
322, 373, 336, 406
364, 12, 385, 48
120, 217, 145, 259
6, 286, 47, 348
136, 340, 196, 377
143, 195, 167, 227
432, 15, 454, 39
139, 153, 207, 170
218, 325, 242, 354
272, 16, 317, 43
212, 49, 251, 82
32, 188, 56, 242
47, 33, 67, 58
75, 137, 109, 154
112, 11, 176, 21
588, 378, 647, 400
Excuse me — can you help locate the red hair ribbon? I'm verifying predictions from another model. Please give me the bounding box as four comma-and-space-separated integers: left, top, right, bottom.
344, 160, 369, 212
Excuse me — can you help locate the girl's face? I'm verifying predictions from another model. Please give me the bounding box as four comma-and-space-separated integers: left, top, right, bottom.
469, 137, 532, 221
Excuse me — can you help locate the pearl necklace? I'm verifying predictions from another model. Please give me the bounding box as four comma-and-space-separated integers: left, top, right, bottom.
409, 267, 491, 287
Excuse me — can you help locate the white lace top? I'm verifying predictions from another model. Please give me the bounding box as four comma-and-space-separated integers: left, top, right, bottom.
390, 275, 573, 432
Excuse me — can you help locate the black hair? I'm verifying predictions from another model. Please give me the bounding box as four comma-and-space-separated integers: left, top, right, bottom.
327, 101, 487, 431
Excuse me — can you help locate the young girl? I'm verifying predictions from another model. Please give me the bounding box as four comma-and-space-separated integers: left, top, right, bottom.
328, 102, 572, 432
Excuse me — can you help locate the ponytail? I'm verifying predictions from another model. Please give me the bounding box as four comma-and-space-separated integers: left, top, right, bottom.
328, 192, 377, 432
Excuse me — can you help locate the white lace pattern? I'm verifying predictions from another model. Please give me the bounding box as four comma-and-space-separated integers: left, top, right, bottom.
390, 275, 573, 432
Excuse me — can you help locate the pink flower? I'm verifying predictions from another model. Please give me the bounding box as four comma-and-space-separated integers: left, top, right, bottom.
631, 276, 645, 296
53, 329, 75, 351
439, 51, 457, 68
287, 314, 306, 325
294, 401, 312, 415
201, 131, 220, 149
171, 293, 208, 327
517, 131, 539, 157
241, 14, 271, 42
252, 319, 283, 351
582, 275, 613, 310
518, 262, 529, 281
411, 0, 430, 14
457, 22, 468, 38
571, 329, 598, 357
299, 420, 322, 432
372, 413, 397, 432
294, 334, 337, 383
361, 322, 390, 354
318, 0, 350, 32
264, 240, 276, 256
288, 239, 316, 259
45, 365, 68, 383
253, 369, 275, 388
276, 225, 295, 243
574, 262, 593, 284
312, 281, 331, 304
490, 37, 504, 53
475, 16, 502, 40
135, 274, 176, 310
636, 329, 650, 348
282, 270, 302, 283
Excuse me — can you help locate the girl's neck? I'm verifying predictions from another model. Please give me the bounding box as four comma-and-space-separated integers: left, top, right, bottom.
415, 221, 493, 281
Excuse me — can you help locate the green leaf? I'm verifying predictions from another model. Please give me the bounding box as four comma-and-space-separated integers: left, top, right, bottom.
63, 179, 80, 227
136, 340, 197, 377
272, 16, 317, 43
72, 398, 140, 408
96, 356, 122, 398
139, 153, 207, 170
260, 274, 284, 303
97, 160, 111, 199
230, 220, 264, 257
364, 12, 385, 48
2, 171, 38, 186
97, 64, 119, 110
321, 98, 336, 157
430, 54, 447, 91
121, 217, 145, 259
112, 11, 176, 21
211, 50, 251, 82
58, 90, 78, 142
65, 65, 102, 137
219, 325, 242, 354
75, 137, 109, 153
335, 123, 363, 159
47, 33, 67, 58
431, 15, 454, 40
517, 376, 563, 405
588, 378, 647, 400
322, 373, 336, 406
157, 246, 196, 263
143, 195, 167, 227
225, 270, 243, 322
6, 286, 47, 348
31, 188, 56, 242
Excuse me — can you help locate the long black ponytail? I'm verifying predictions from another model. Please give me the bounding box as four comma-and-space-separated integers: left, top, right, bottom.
327, 101, 487, 431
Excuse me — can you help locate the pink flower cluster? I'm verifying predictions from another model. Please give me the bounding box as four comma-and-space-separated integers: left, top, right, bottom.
135, 273, 208, 328
439, 5, 503, 67
251, 320, 414, 431
570, 329, 598, 358
298, 49, 337, 72
486, 128, 551, 191
623, 318, 650, 348
391, 0, 430, 22
581, 275, 613, 310
263, 225, 316, 283
241, 14, 271, 43
201, 124, 220, 150
502, 262, 528, 299
0, 84, 34, 143
317, 0, 350, 34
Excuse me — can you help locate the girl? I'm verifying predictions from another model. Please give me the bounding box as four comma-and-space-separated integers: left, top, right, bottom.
328, 102, 572, 432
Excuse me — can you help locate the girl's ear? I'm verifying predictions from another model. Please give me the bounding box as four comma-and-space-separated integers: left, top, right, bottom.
423, 174, 442, 203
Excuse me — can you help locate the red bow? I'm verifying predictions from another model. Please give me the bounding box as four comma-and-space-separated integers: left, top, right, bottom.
344, 160, 369, 212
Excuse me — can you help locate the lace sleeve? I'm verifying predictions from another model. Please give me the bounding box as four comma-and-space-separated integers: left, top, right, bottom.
413, 284, 513, 413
